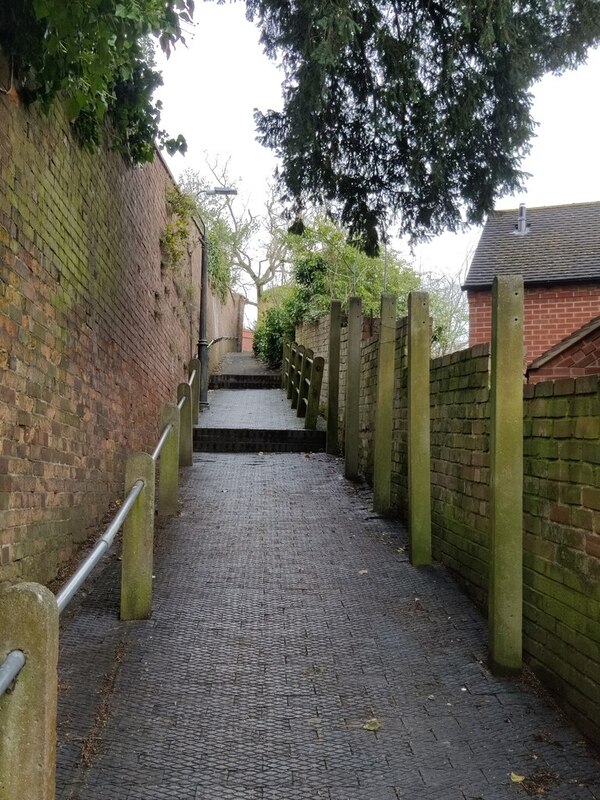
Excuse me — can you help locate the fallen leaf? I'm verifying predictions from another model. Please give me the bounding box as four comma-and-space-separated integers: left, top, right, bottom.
362, 718, 381, 731
510, 772, 526, 783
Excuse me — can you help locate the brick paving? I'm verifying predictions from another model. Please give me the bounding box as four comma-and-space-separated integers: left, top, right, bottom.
201, 389, 305, 430
217, 352, 280, 377
55, 447, 600, 800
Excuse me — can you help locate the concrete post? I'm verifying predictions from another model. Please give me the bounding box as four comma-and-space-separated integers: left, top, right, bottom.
177, 382, 193, 467
282, 342, 289, 390
408, 291, 431, 566
373, 294, 396, 514
345, 296, 362, 480
296, 348, 313, 418
287, 343, 297, 400
305, 356, 324, 431
327, 300, 342, 455
0, 583, 59, 800
121, 453, 155, 621
291, 346, 305, 410
489, 275, 524, 676
157, 403, 180, 517
188, 358, 200, 426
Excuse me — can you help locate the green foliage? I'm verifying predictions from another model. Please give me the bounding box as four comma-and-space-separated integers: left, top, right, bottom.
253, 296, 296, 369
286, 216, 420, 317
160, 188, 196, 269
247, 0, 600, 250
0, 0, 191, 162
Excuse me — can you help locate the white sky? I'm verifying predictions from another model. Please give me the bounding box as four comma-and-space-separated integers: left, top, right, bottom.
157, 4, 600, 284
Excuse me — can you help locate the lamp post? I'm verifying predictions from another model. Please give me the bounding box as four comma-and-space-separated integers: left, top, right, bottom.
197, 187, 237, 410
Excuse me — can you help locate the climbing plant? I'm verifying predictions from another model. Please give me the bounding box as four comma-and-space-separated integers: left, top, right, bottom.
0, 0, 191, 162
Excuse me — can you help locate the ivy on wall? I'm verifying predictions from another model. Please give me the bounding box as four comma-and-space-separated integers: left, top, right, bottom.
0, 0, 192, 162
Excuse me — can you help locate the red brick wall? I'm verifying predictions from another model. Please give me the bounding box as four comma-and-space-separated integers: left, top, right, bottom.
0, 89, 227, 585
467, 284, 600, 362
528, 325, 600, 383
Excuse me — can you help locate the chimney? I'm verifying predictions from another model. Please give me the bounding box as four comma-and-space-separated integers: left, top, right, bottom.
513, 203, 530, 236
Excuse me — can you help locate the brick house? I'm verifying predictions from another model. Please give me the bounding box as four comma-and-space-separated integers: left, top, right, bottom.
526, 314, 600, 383
463, 201, 600, 369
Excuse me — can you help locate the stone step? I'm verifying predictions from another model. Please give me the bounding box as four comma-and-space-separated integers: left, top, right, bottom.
193, 427, 326, 453
209, 374, 281, 390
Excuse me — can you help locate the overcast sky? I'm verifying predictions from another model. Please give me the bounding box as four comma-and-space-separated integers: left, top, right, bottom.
157, 4, 600, 282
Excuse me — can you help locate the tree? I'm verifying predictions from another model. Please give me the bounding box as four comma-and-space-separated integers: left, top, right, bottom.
286, 215, 420, 317
0, 0, 190, 162
421, 271, 469, 357
179, 160, 291, 306
246, 0, 600, 251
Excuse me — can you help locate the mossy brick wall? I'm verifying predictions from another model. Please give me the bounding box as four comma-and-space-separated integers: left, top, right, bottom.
0, 90, 238, 585
428, 345, 492, 605
357, 337, 378, 482
522, 376, 600, 742
389, 319, 409, 517
296, 312, 379, 448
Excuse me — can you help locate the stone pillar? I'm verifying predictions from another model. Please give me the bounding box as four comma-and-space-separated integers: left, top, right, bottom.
489, 275, 524, 675
177, 382, 193, 467
373, 294, 396, 514
345, 296, 362, 480
327, 300, 342, 455
121, 453, 155, 621
0, 583, 59, 800
157, 403, 180, 517
408, 291, 431, 566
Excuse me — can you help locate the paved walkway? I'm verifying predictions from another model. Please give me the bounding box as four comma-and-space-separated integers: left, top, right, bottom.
216, 352, 280, 377
202, 389, 305, 430
55, 391, 600, 800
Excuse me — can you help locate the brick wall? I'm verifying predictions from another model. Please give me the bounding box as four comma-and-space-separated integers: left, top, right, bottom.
298, 303, 600, 743
0, 90, 237, 585
527, 324, 600, 383
429, 345, 491, 604
522, 377, 600, 741
467, 284, 600, 363
296, 312, 379, 451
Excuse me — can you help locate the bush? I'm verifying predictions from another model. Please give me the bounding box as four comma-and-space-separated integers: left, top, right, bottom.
253, 305, 295, 369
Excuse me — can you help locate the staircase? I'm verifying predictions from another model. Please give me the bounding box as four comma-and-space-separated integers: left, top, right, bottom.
195, 353, 326, 453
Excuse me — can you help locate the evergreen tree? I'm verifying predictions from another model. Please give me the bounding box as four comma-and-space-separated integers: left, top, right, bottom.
246, 0, 600, 251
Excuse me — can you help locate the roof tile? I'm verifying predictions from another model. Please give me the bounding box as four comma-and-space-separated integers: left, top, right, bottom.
463, 201, 600, 288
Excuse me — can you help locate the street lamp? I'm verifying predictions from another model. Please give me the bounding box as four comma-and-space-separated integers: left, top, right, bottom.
197, 186, 237, 410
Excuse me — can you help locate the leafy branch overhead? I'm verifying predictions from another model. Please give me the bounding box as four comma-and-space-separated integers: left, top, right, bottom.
0, 0, 192, 162
246, 0, 600, 251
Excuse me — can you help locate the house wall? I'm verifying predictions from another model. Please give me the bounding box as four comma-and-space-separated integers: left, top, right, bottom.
296, 309, 600, 744
467, 284, 600, 362
527, 325, 600, 383
0, 88, 235, 585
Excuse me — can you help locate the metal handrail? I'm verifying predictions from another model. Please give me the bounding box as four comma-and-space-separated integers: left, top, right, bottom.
187, 369, 196, 388
0, 650, 25, 698
4, 383, 182, 695
207, 336, 237, 349
152, 422, 173, 462
55, 480, 145, 614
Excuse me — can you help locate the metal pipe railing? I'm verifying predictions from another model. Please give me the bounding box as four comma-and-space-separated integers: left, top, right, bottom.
187, 369, 196, 387
55, 480, 145, 614
177, 396, 186, 411
151, 422, 174, 462
0, 650, 25, 698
